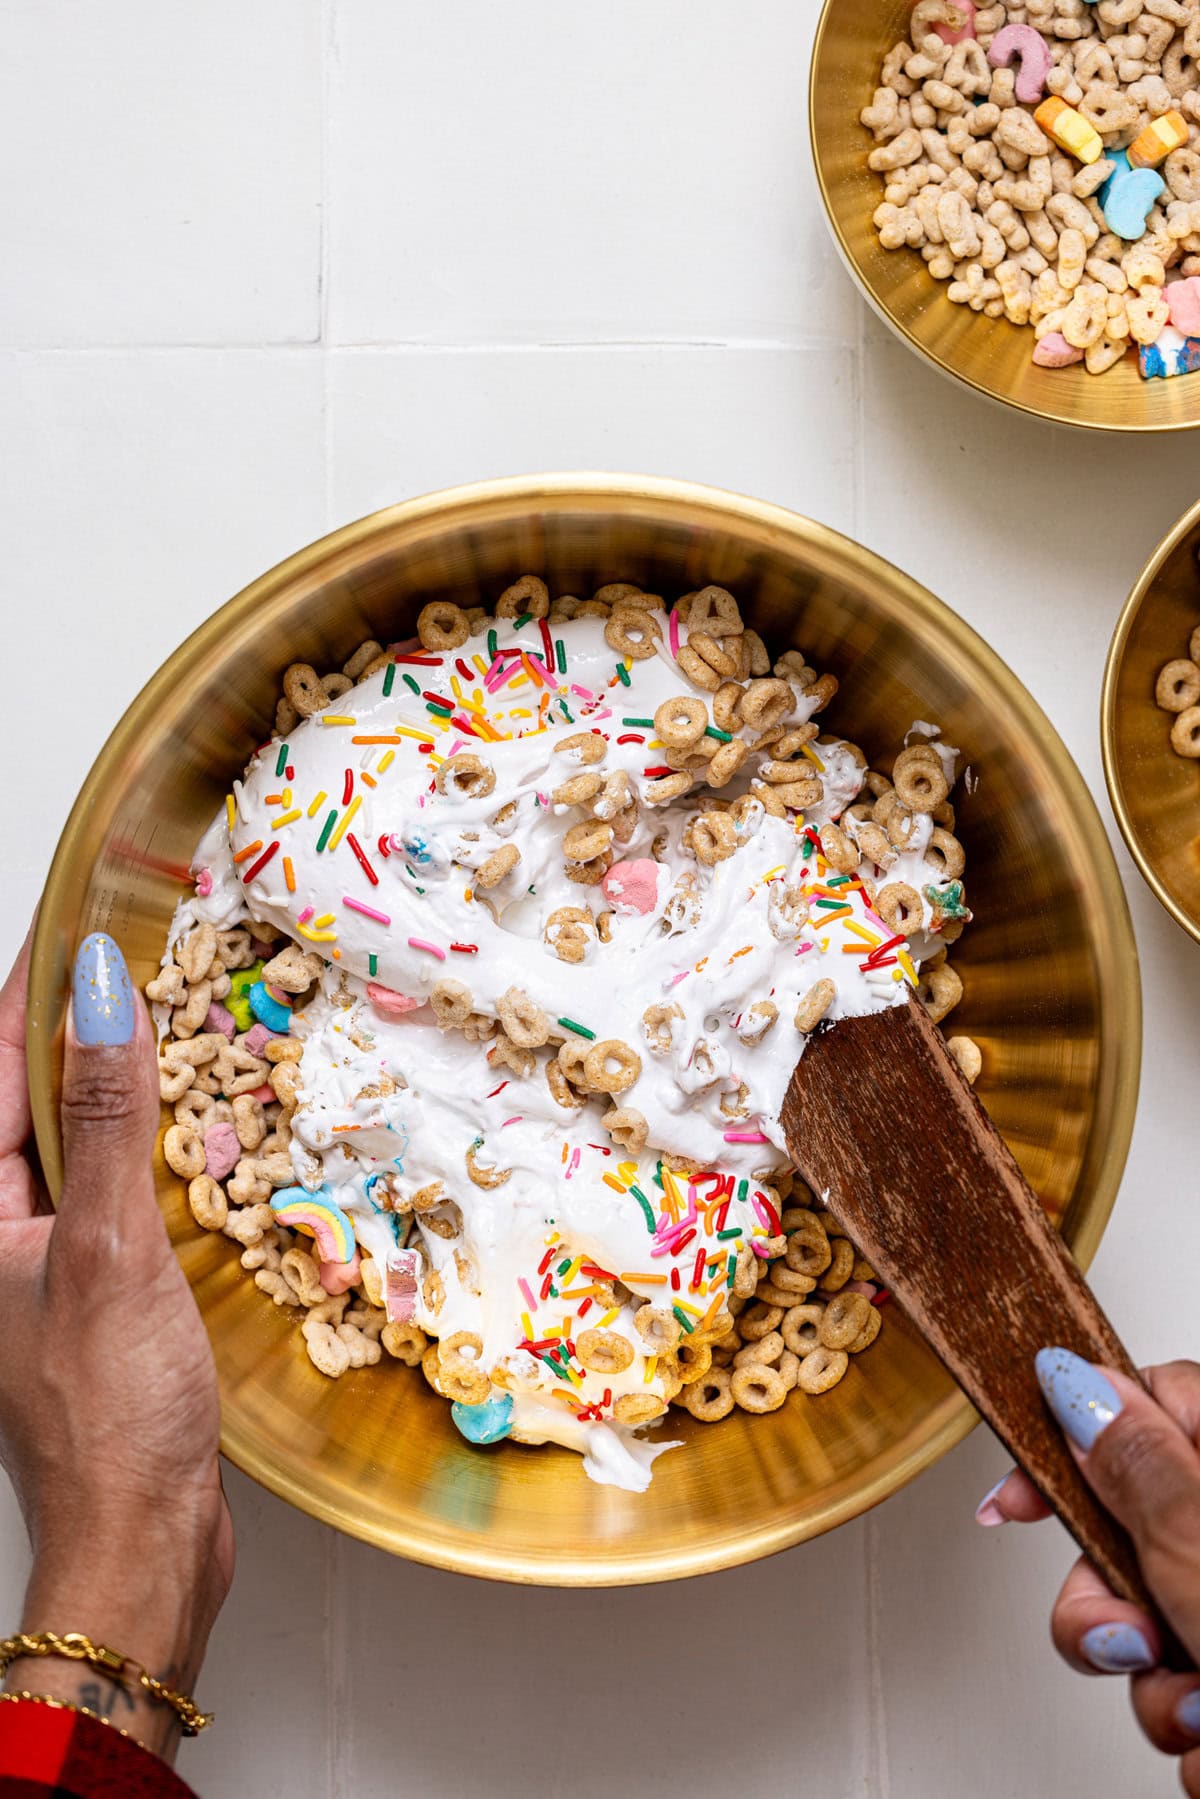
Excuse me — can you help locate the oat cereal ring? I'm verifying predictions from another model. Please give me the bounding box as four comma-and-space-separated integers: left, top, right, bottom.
593, 582, 653, 608
654, 694, 708, 748
712, 682, 745, 732
730, 1363, 787, 1413
780, 1303, 825, 1357
1157, 659, 1200, 712
738, 1301, 784, 1342
262, 944, 323, 993
544, 905, 596, 964
919, 961, 964, 1024
435, 752, 496, 799
378, 1321, 425, 1365
556, 1039, 592, 1092
283, 662, 329, 718
321, 673, 354, 705
849, 1305, 883, 1355
611, 1392, 667, 1425
563, 818, 614, 863
605, 607, 662, 661
875, 882, 924, 937
602, 1105, 649, 1152
415, 600, 470, 651
303, 1319, 352, 1379
927, 828, 966, 881
794, 978, 835, 1034
642, 1001, 684, 1055
733, 1000, 776, 1047
765, 1260, 817, 1299
705, 739, 749, 789
145, 963, 188, 1007
265, 1036, 303, 1064
495, 575, 550, 619
643, 771, 693, 805
552, 771, 604, 808
740, 677, 795, 734
495, 985, 550, 1049
555, 731, 607, 766
817, 1291, 872, 1352
187, 1174, 229, 1232
173, 1089, 215, 1131
734, 1330, 784, 1369
785, 1230, 832, 1282
686, 586, 744, 635
893, 745, 950, 811
635, 1305, 682, 1353
565, 849, 613, 886
576, 1328, 635, 1375
178, 922, 217, 986
819, 823, 859, 875
438, 1331, 491, 1405
680, 1366, 734, 1421
476, 842, 521, 889
465, 1141, 511, 1188
822, 1238, 856, 1294
685, 812, 737, 866
163, 1123, 206, 1180
269, 1061, 302, 1110
583, 1038, 641, 1095
343, 638, 384, 681
947, 1034, 983, 1085
1171, 706, 1200, 757
674, 644, 723, 692
280, 1247, 327, 1308
430, 977, 474, 1029
797, 1345, 849, 1395
231, 1094, 267, 1151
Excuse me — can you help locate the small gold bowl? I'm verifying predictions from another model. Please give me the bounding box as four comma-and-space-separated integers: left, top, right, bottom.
810, 0, 1200, 434
28, 474, 1139, 1584
1103, 495, 1200, 943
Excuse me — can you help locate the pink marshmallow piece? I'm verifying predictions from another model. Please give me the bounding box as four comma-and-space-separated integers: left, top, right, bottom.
320, 1250, 362, 1296
932, 0, 975, 45
1032, 332, 1084, 368
205, 1001, 237, 1041
243, 1022, 276, 1056
385, 1249, 421, 1322
203, 1121, 241, 1181
367, 981, 420, 1016
1165, 276, 1200, 339
602, 857, 660, 917
194, 867, 214, 898
248, 1083, 276, 1105
987, 22, 1051, 104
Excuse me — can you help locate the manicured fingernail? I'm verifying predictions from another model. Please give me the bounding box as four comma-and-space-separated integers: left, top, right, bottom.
975, 1476, 1008, 1527
73, 933, 135, 1046
1035, 1347, 1122, 1452
1175, 1689, 1200, 1737
1080, 1622, 1155, 1673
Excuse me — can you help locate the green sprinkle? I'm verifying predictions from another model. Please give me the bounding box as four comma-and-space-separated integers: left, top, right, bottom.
653, 1160, 664, 1190
826, 874, 851, 887
315, 809, 338, 853
726, 1254, 737, 1287
629, 1186, 656, 1233
514, 612, 532, 630
426, 699, 453, 717
548, 1284, 559, 1300
402, 671, 421, 695
559, 701, 574, 723
557, 1016, 595, 1040
704, 725, 732, 743
615, 662, 631, 686
622, 717, 654, 727
555, 638, 566, 674
382, 663, 396, 697
557, 1258, 572, 1277
815, 897, 846, 909
736, 1178, 748, 1202
716, 1226, 742, 1240
275, 743, 289, 776
672, 1304, 695, 1335
487, 629, 498, 661
368, 953, 378, 976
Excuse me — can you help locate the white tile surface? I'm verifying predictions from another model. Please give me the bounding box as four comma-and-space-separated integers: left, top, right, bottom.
2, 5, 1199, 1797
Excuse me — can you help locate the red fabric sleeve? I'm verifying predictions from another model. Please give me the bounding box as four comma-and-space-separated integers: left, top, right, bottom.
0, 1698, 196, 1798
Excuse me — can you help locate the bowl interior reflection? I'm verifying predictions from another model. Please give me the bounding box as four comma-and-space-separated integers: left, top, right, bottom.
28, 475, 1138, 1583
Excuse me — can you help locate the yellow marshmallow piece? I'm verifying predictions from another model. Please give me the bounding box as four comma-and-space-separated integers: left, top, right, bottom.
1034, 96, 1103, 166
1128, 110, 1189, 170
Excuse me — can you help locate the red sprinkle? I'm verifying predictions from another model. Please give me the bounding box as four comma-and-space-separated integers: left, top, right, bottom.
670, 1267, 681, 1291
872, 1289, 892, 1308
691, 1246, 707, 1290
756, 1191, 782, 1237
422, 689, 454, 708
450, 941, 479, 954
539, 1273, 553, 1301
285, 765, 295, 781
346, 832, 378, 886
580, 1263, 617, 1281
673, 1227, 697, 1255
538, 618, 554, 669
714, 1199, 730, 1232
486, 1082, 509, 1099
643, 765, 673, 777
241, 840, 280, 885
616, 732, 645, 745
455, 657, 475, 681
419, 743, 434, 754
602, 1388, 612, 1408
577, 1298, 592, 1319
537, 1248, 556, 1276
394, 654, 443, 665
378, 834, 393, 859
342, 768, 353, 806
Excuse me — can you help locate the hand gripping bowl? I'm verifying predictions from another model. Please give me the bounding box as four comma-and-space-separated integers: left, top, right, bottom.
809, 0, 1200, 435
28, 474, 1140, 1584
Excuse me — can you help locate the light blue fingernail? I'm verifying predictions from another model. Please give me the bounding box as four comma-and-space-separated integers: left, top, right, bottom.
1035, 1347, 1122, 1452
1176, 1690, 1200, 1736
1081, 1622, 1155, 1673
73, 933, 135, 1046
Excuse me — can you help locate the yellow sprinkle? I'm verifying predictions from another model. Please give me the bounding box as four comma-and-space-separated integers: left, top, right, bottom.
597, 1307, 620, 1328
510, 707, 532, 718
617, 1160, 638, 1182
564, 1255, 584, 1287
377, 749, 395, 772
297, 922, 337, 943
892, 967, 904, 981
314, 912, 336, 928
801, 742, 826, 772
328, 793, 362, 851
521, 1311, 535, 1341
898, 948, 918, 984
676, 1300, 702, 1319
843, 920, 880, 946
644, 1355, 658, 1385
307, 790, 328, 818
319, 715, 357, 726
225, 794, 236, 831
510, 672, 530, 688
272, 809, 302, 829
450, 676, 464, 701
472, 655, 489, 678
760, 865, 786, 882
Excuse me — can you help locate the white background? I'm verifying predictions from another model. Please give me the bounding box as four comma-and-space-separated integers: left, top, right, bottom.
2, 4, 1199, 1795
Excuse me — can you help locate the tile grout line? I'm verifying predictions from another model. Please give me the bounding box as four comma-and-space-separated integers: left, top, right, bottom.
320, 0, 335, 536
0, 335, 861, 358
864, 1512, 893, 1799
853, 296, 866, 544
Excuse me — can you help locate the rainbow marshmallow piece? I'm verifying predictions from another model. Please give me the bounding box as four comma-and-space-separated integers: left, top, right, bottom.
271, 1185, 357, 1264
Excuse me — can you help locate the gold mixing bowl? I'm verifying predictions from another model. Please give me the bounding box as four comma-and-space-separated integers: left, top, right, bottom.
810, 0, 1200, 434
1103, 494, 1200, 944
28, 474, 1139, 1584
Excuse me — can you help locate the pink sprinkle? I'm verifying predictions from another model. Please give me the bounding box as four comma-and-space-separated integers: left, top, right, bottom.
344, 895, 392, 926
568, 1147, 581, 1178
796, 942, 815, 956
750, 1239, 773, 1259
501, 1115, 522, 1128
407, 935, 445, 960
668, 606, 681, 657
447, 737, 464, 757
518, 1277, 537, 1312
297, 906, 315, 925
203, 1121, 240, 1181
591, 708, 612, 722
861, 907, 890, 935
669, 970, 690, 987
724, 1130, 768, 1143
751, 1195, 772, 1229
536, 790, 550, 806
570, 684, 596, 702
195, 867, 214, 897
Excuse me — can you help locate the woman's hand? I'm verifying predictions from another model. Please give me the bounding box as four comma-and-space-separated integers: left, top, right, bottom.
0, 929, 232, 1760
980, 1348, 1200, 1793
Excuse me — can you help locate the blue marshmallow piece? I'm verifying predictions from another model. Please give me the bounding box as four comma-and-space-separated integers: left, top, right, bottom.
1101, 156, 1165, 240
451, 1392, 515, 1444
1139, 328, 1200, 380
248, 979, 293, 1033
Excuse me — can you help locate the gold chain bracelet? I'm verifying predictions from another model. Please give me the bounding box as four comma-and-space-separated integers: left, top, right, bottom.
0, 1632, 213, 1735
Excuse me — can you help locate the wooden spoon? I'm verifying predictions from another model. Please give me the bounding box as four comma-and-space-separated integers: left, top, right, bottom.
780, 992, 1185, 1666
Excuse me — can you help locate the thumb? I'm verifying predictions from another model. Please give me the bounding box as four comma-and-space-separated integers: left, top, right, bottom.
57, 932, 161, 1248
1038, 1347, 1200, 1662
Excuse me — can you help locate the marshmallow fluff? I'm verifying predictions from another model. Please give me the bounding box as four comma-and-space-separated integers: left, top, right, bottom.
175, 605, 966, 1488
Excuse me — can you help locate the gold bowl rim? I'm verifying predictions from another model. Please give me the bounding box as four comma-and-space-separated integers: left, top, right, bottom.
28, 471, 1142, 1580
808, 0, 1200, 437
1101, 492, 1200, 947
